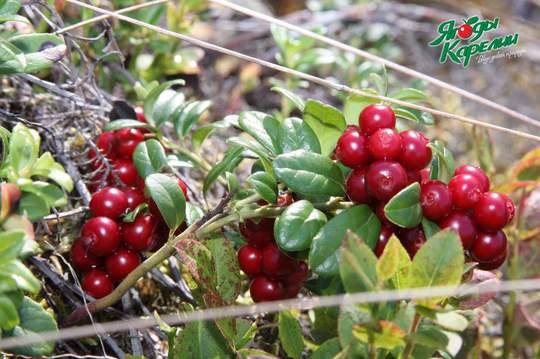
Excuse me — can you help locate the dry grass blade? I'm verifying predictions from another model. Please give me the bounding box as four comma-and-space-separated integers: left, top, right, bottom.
209, 0, 540, 129
60, 0, 540, 142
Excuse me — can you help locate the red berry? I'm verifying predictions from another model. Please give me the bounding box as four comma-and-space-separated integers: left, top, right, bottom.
420, 168, 430, 184
82, 269, 113, 298
406, 170, 421, 185
448, 174, 482, 209
71, 239, 100, 271
262, 243, 296, 278
374, 201, 391, 225
116, 128, 144, 159
471, 230, 507, 262
94, 131, 118, 159
122, 214, 160, 252
473, 192, 508, 231
477, 250, 507, 270
81, 217, 121, 256
344, 125, 361, 134
277, 193, 294, 207
346, 168, 371, 204
283, 284, 301, 299
374, 225, 393, 257
359, 104, 396, 135
114, 160, 140, 187
123, 187, 146, 211
368, 128, 402, 160
366, 161, 408, 201
458, 23, 473, 39
134, 106, 146, 123
501, 194, 515, 223
397, 227, 426, 258
176, 178, 189, 201
237, 245, 262, 277
438, 210, 477, 249
455, 165, 490, 192
105, 249, 141, 281
284, 261, 308, 286
398, 130, 432, 170
239, 218, 274, 248
335, 130, 370, 168
420, 180, 453, 221
250, 276, 284, 302
90, 187, 129, 219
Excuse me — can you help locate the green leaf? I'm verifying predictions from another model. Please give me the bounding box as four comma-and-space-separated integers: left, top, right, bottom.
384, 182, 422, 228
203, 146, 244, 193
263, 116, 282, 155
411, 327, 449, 350
153, 89, 185, 127
133, 139, 168, 179
278, 117, 321, 154
0, 274, 18, 293
0, 230, 24, 265
271, 86, 305, 111
391, 88, 428, 102
428, 141, 455, 183
0, 260, 40, 293
207, 237, 242, 304
185, 202, 204, 226
17, 193, 49, 221
238, 111, 276, 155
145, 174, 186, 230
1, 34, 65, 75
173, 320, 232, 358
434, 311, 469, 331
339, 231, 378, 293
9, 124, 39, 178
309, 205, 380, 276
4, 296, 58, 356
278, 311, 305, 359
343, 91, 379, 125
17, 180, 66, 207
0, 295, 18, 330
31, 152, 74, 192
303, 99, 346, 156
409, 230, 464, 305
122, 203, 148, 223
143, 79, 185, 124
228, 137, 273, 174
274, 200, 327, 252
192, 115, 238, 151
376, 235, 410, 284
353, 321, 406, 350
0, 125, 11, 163
273, 150, 345, 197
238, 349, 277, 359
422, 218, 440, 239
311, 337, 341, 359
338, 306, 371, 348
0, 0, 21, 17
104, 119, 155, 132
247, 172, 277, 204
173, 100, 212, 138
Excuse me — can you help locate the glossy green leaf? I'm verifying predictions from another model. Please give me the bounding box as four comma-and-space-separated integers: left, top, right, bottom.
203, 146, 244, 193
274, 200, 326, 251
173, 320, 232, 358
271, 86, 305, 111
1, 260, 40, 293
247, 172, 277, 204
303, 99, 346, 156
0, 295, 18, 330
17, 193, 49, 221
1, 34, 65, 75
411, 327, 449, 350
174, 100, 211, 138
104, 119, 155, 132
31, 152, 74, 192
133, 139, 168, 179
0, 273, 18, 293
422, 218, 440, 239
391, 88, 428, 102
153, 89, 184, 127
17, 180, 66, 207
122, 203, 148, 223
339, 231, 378, 293
238, 111, 276, 155
228, 137, 273, 174
0, 125, 11, 163
0, 230, 24, 265
192, 115, 238, 151
273, 150, 345, 197
309, 205, 380, 276
279, 311, 304, 359
143, 79, 185, 123
435, 311, 468, 331
207, 237, 242, 304
263, 115, 282, 154
278, 117, 321, 154
429, 141, 455, 183
343, 91, 379, 125
338, 306, 371, 348
4, 296, 58, 356
0, 0, 21, 17
9, 124, 39, 178
311, 338, 341, 359
145, 174, 186, 230
384, 182, 422, 228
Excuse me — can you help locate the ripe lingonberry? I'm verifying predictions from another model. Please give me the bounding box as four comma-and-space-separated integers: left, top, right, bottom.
90, 131, 117, 164
397, 227, 426, 258
122, 214, 159, 252
454, 165, 490, 192
277, 192, 294, 207
82, 269, 113, 298
420, 168, 430, 184
501, 194, 515, 223
239, 218, 274, 248
359, 104, 396, 135
368, 128, 402, 160
114, 160, 140, 187
237, 245, 262, 277
123, 187, 146, 211
398, 130, 432, 170
283, 261, 308, 286
116, 128, 144, 159
335, 130, 370, 168
262, 243, 295, 278
81, 217, 121, 256
477, 250, 507, 270
90, 187, 128, 219
105, 249, 141, 281
438, 210, 477, 249
448, 174, 482, 209
374, 201, 391, 225
71, 239, 100, 271
250, 276, 284, 302
134, 106, 146, 123
420, 180, 453, 221
473, 192, 508, 231
176, 178, 189, 201
374, 225, 393, 257
283, 285, 301, 299
366, 161, 408, 201
406, 170, 421, 185
471, 230, 507, 263
346, 168, 371, 204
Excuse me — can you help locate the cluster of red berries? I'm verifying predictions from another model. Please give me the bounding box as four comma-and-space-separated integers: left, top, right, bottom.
237, 200, 308, 302
72, 112, 189, 299
336, 104, 514, 270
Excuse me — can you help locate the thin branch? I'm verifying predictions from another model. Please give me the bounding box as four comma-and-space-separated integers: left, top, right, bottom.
61, 0, 540, 142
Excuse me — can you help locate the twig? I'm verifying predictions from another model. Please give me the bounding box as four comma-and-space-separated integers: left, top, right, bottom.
121, 293, 143, 357
149, 268, 196, 305
60, 0, 540, 142
42, 207, 88, 221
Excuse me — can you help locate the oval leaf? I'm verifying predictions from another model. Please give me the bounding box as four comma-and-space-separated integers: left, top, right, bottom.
238, 111, 276, 155
278, 117, 321, 154
247, 172, 277, 204
133, 139, 168, 179
145, 174, 186, 230
340, 230, 378, 293
384, 182, 422, 228
303, 99, 346, 156
278, 311, 305, 359
104, 119, 155, 132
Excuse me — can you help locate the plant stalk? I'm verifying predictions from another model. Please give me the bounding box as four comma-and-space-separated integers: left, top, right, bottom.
402, 312, 421, 359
